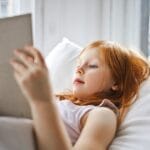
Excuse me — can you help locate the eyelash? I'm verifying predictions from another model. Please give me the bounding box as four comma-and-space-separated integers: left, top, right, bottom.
88, 65, 98, 68
76, 63, 98, 68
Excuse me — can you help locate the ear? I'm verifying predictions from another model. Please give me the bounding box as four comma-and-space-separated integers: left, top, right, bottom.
111, 84, 119, 91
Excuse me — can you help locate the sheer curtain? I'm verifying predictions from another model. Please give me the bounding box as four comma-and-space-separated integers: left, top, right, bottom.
33, 0, 149, 56
0, 0, 33, 17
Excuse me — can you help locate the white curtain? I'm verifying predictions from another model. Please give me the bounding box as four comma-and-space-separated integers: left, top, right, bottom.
0, 0, 33, 17
33, 0, 149, 56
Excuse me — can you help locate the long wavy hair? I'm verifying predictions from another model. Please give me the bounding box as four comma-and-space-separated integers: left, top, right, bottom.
56, 40, 150, 126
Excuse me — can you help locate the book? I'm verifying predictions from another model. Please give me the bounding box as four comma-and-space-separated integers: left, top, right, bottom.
0, 14, 33, 118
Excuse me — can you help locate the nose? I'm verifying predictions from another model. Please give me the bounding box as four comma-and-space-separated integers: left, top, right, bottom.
76, 66, 84, 75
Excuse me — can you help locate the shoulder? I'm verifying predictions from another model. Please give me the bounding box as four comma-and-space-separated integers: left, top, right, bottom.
83, 107, 117, 129
90, 106, 117, 118
88, 107, 117, 127
81, 107, 117, 129
78, 107, 117, 149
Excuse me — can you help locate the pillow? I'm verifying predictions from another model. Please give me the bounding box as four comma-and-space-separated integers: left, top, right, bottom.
46, 38, 150, 150
45, 37, 82, 93
109, 78, 150, 150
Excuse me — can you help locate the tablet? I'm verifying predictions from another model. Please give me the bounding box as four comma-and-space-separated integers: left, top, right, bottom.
0, 14, 33, 118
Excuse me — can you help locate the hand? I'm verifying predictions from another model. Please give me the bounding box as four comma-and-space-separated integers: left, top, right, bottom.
10, 46, 52, 104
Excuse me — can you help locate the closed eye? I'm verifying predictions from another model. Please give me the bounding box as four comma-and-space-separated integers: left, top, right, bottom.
88, 65, 98, 68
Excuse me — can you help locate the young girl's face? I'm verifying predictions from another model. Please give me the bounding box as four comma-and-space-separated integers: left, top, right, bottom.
72, 48, 115, 99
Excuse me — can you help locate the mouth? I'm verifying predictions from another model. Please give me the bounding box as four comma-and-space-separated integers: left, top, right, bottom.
73, 78, 85, 84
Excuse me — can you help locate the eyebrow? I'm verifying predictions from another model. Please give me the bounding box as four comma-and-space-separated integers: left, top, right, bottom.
76, 58, 100, 65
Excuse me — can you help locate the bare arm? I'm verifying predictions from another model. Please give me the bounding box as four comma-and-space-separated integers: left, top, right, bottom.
10, 46, 72, 150
10, 46, 117, 150
31, 100, 72, 150
74, 107, 117, 150
31, 102, 117, 150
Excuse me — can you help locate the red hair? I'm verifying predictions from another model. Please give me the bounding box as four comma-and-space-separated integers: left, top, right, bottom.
56, 40, 150, 126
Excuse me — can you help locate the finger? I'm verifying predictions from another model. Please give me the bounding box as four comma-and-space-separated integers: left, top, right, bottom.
24, 46, 46, 67
13, 71, 21, 82
10, 59, 27, 75
14, 49, 34, 67
14, 48, 34, 62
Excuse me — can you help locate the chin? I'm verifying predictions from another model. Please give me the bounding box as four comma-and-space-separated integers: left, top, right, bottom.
73, 90, 87, 99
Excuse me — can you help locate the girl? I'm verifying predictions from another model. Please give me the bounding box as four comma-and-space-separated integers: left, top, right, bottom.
10, 40, 150, 150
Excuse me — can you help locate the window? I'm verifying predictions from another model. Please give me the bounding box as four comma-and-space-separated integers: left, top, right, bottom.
149, 16, 150, 57
0, 0, 8, 17
0, 0, 33, 18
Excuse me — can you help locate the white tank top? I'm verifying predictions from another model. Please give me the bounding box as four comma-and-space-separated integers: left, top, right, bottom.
56, 100, 96, 145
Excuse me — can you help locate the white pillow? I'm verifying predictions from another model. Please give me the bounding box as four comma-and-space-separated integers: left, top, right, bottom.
109, 78, 150, 150
46, 38, 150, 150
46, 37, 82, 93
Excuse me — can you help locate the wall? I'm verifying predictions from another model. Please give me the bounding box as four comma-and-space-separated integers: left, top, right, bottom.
33, 0, 149, 56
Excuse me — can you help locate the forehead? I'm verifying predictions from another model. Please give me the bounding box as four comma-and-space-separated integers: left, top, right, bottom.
79, 48, 101, 61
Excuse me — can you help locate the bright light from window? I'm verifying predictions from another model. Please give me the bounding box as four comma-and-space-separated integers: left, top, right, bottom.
148, 16, 150, 57
0, 0, 33, 18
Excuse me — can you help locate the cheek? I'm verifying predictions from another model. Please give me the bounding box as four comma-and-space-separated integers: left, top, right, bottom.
85, 73, 102, 90
86, 71, 112, 91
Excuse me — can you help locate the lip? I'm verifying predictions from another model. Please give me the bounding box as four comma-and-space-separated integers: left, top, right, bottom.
73, 78, 85, 84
